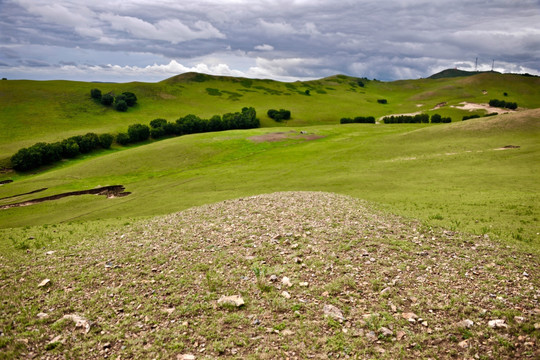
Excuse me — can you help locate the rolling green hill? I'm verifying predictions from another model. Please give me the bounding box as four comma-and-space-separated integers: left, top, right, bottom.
1, 71, 539, 165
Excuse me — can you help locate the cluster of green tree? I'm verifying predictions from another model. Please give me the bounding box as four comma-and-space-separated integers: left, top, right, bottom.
489, 99, 517, 110
90, 89, 137, 112
383, 113, 451, 124
377, 99, 388, 104
11, 108, 258, 172
462, 112, 498, 121
11, 133, 114, 171
340, 116, 375, 124
267, 109, 291, 122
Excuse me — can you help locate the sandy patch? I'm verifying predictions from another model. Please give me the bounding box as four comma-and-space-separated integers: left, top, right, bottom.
159, 93, 176, 99
452, 102, 511, 114
432, 101, 447, 110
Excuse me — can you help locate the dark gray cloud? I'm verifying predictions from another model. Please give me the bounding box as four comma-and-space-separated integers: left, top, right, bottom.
1, 0, 539, 82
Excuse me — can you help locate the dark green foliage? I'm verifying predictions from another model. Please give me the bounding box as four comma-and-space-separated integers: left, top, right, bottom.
441, 117, 452, 123
90, 88, 102, 100
150, 118, 167, 128
122, 92, 137, 106
462, 114, 481, 121
431, 114, 442, 123
377, 99, 387, 104
115, 100, 128, 112
485, 112, 498, 117
70, 133, 99, 153
1, 78, 6, 80
489, 99, 517, 110
267, 109, 291, 122
150, 127, 166, 139
357, 80, 365, 87
116, 132, 130, 145
206, 88, 222, 96
340, 116, 375, 124
304, 89, 311, 95
101, 93, 114, 106
99, 133, 114, 149
127, 124, 150, 143
503, 92, 508, 97
384, 113, 438, 124
61, 139, 80, 158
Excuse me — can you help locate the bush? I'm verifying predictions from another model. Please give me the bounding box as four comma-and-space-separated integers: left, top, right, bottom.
267, 109, 291, 122
115, 100, 128, 112
150, 127, 166, 139
116, 132, 130, 145
150, 118, 167, 128
61, 139, 80, 158
377, 99, 387, 104
489, 99, 517, 110
127, 124, 150, 143
340, 116, 375, 124
99, 133, 114, 149
101, 93, 114, 106
122, 92, 137, 107
90, 88, 102, 100
462, 114, 481, 121
441, 117, 452, 123
431, 114, 442, 123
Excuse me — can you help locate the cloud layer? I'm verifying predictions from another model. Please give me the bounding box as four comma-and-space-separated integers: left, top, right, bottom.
1, 0, 539, 82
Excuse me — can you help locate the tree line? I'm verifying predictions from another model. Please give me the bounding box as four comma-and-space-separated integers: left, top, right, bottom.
488, 99, 517, 110
383, 113, 451, 124
11, 107, 258, 172
340, 116, 375, 124
91, 88, 138, 112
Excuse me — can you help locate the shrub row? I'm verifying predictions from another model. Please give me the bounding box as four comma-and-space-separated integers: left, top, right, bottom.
383, 113, 451, 124
462, 112, 498, 121
11, 108, 259, 171
340, 116, 375, 124
11, 133, 113, 171
267, 109, 291, 122
489, 99, 517, 110
91, 89, 138, 112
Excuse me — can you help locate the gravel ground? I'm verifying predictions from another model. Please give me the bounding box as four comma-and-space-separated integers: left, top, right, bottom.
1, 191, 538, 359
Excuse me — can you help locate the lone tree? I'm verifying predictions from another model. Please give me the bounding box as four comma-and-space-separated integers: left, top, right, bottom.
90, 88, 102, 100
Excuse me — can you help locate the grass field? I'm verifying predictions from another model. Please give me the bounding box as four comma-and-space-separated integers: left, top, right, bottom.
0, 72, 539, 358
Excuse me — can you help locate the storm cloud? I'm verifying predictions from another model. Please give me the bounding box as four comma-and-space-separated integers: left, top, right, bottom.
1, 0, 539, 82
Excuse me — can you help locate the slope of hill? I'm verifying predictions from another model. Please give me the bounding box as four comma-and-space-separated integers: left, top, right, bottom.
1, 192, 538, 359
428, 69, 498, 79
1, 71, 539, 164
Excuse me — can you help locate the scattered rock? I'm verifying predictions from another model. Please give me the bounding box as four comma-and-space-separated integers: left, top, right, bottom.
177, 355, 196, 360
62, 314, 91, 333
488, 319, 507, 329
45, 251, 55, 255
402, 312, 418, 323
282, 276, 292, 287
380, 287, 391, 295
456, 319, 474, 329
458, 339, 469, 349
396, 331, 406, 341
282, 329, 294, 336
514, 316, 525, 324
281, 291, 291, 299
323, 304, 344, 322
522, 271, 529, 277
299, 282, 309, 287
379, 327, 393, 337
37, 312, 49, 319
534, 323, 540, 330
218, 295, 244, 307
294, 257, 302, 264
38, 279, 51, 288
46, 335, 64, 350
365, 331, 377, 342
162, 307, 175, 315
269, 275, 278, 282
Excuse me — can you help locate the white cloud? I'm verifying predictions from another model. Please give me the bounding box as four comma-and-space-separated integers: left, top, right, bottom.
254, 44, 274, 51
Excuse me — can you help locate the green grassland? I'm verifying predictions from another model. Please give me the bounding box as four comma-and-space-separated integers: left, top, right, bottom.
2, 72, 539, 164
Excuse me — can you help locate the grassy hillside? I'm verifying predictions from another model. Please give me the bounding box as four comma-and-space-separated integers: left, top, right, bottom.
1, 109, 538, 253
1, 72, 539, 164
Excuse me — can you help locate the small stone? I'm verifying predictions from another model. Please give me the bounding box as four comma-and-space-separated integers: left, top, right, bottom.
299, 282, 309, 287
380, 287, 391, 295
294, 257, 302, 264
282, 277, 292, 287
47, 335, 64, 348
291, 243, 299, 249
390, 304, 397, 312
365, 331, 377, 342
458, 339, 469, 349
421, 321, 428, 327
523, 271, 529, 277
45, 251, 55, 255
379, 327, 393, 337
37, 312, 49, 319
282, 329, 294, 336
323, 304, 344, 322
177, 355, 196, 360
269, 275, 278, 282
281, 291, 291, 299
38, 279, 51, 287
163, 307, 175, 315
322, 291, 329, 297
488, 319, 507, 329
103, 342, 111, 349
534, 323, 540, 330
396, 331, 406, 341
514, 316, 525, 324
456, 319, 474, 329
402, 312, 418, 322
218, 295, 244, 307
62, 314, 91, 333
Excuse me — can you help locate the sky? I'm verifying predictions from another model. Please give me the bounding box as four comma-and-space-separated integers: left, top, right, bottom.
1, 0, 539, 83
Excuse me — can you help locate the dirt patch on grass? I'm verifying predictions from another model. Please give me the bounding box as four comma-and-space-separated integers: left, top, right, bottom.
249, 131, 325, 143
0, 185, 130, 210
452, 102, 512, 114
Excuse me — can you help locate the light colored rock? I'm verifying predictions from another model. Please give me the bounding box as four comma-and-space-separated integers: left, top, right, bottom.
281, 291, 291, 299
534, 322, 540, 330
379, 327, 393, 337
269, 275, 278, 282
323, 304, 344, 322
396, 331, 406, 341
458, 339, 469, 348
218, 295, 244, 307
299, 282, 309, 287
282, 276, 292, 287
177, 354, 196, 360
162, 307, 175, 315
456, 319, 474, 329
282, 329, 294, 336
514, 316, 525, 323
402, 312, 418, 322
38, 279, 51, 287
45, 251, 55, 255
365, 331, 377, 342
380, 287, 391, 295
488, 319, 507, 329
62, 314, 91, 333
37, 312, 49, 319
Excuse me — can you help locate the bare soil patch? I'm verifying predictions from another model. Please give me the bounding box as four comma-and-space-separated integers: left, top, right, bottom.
452, 102, 512, 114
249, 131, 325, 143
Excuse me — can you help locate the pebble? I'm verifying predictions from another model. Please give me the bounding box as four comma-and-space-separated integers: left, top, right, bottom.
38, 279, 51, 288
379, 327, 393, 337
365, 331, 377, 342
456, 319, 474, 329
488, 319, 507, 329
269, 275, 278, 282
37, 312, 49, 319
217, 295, 244, 307
299, 282, 309, 287
396, 331, 406, 341
177, 354, 196, 360
282, 291, 291, 299
458, 339, 469, 349
282, 276, 293, 287
323, 304, 344, 322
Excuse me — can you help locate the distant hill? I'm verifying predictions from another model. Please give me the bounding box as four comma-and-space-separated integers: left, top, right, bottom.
428, 69, 499, 79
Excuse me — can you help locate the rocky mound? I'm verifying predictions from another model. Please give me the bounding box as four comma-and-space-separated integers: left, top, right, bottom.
2, 192, 538, 359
